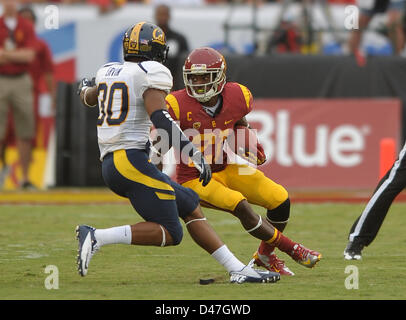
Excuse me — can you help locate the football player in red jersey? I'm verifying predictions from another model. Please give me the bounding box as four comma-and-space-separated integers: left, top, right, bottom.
161, 47, 322, 275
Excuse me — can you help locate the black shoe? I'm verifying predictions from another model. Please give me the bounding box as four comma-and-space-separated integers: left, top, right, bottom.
343, 239, 364, 260
21, 181, 37, 190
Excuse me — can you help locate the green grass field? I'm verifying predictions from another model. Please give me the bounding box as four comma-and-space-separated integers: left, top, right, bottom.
1, 201, 406, 300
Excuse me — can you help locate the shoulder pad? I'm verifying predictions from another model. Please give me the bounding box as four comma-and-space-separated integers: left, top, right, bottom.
165, 93, 180, 120
236, 83, 253, 112
102, 62, 122, 68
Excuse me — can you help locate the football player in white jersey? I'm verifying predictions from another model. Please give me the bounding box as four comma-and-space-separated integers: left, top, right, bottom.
75, 22, 280, 284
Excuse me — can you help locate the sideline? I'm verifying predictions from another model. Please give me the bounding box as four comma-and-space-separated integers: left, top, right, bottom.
2, 188, 406, 205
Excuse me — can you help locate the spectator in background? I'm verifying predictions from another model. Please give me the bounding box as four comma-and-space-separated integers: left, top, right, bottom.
19, 6, 56, 149
86, 0, 127, 14
266, 18, 302, 53
33, 1, 83, 3
150, 0, 204, 5
154, 4, 189, 90
204, 0, 229, 3
22, 0, 82, 3
348, 0, 406, 65
0, 0, 36, 189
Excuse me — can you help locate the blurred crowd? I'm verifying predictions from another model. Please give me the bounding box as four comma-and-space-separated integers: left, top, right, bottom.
14, 0, 357, 5
14, 1, 358, 16
15, 1, 300, 15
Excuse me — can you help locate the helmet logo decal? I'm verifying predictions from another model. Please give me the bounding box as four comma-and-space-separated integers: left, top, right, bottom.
152, 28, 165, 45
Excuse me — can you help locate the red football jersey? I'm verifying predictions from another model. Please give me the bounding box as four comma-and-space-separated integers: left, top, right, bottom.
0, 16, 36, 75
166, 82, 253, 184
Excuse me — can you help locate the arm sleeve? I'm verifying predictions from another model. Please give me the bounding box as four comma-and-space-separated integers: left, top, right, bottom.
150, 109, 199, 158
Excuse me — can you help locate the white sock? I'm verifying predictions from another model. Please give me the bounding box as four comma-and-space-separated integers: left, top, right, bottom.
211, 245, 245, 273
94, 225, 132, 247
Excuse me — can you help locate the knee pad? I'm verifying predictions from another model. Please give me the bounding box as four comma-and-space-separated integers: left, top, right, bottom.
266, 198, 290, 224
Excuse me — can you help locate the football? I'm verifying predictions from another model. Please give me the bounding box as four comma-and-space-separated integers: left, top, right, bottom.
228, 125, 266, 165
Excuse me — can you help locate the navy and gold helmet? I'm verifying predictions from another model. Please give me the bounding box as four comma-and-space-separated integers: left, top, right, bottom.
122, 22, 169, 63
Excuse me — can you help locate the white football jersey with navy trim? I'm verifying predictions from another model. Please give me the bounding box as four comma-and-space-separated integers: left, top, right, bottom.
95, 60, 173, 160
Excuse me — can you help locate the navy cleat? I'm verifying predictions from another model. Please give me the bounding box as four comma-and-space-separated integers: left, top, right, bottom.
76, 225, 99, 276
229, 265, 280, 284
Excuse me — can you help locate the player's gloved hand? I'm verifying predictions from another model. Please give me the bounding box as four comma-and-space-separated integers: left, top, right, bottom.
191, 151, 212, 187
256, 143, 267, 165
149, 143, 163, 171
239, 142, 267, 166
77, 77, 94, 96
252, 142, 266, 165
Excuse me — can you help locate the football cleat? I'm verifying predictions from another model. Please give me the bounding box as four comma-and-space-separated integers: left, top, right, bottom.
21, 181, 37, 190
344, 239, 364, 260
290, 244, 321, 268
76, 225, 99, 277
0, 165, 10, 187
251, 251, 295, 276
229, 265, 280, 284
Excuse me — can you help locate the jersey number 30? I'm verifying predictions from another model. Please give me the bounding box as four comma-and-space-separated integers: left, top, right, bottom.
97, 82, 129, 126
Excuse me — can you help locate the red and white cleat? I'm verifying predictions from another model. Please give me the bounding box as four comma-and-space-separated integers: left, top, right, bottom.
290, 243, 322, 268
252, 250, 295, 276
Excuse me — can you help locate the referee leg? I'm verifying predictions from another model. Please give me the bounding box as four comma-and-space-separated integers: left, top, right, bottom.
348, 141, 406, 246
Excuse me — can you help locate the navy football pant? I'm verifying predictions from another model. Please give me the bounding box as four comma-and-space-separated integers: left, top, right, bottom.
102, 148, 200, 245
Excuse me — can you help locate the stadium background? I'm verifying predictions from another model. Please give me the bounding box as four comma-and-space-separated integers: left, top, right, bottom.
1, 0, 405, 198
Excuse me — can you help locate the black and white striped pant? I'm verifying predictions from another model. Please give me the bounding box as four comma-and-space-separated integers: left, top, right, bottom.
348, 140, 406, 246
